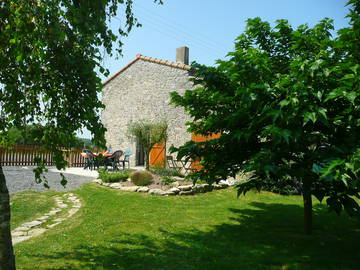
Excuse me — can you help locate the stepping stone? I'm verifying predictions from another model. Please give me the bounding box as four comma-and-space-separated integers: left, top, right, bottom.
58, 203, 68, 208
11, 231, 27, 237
14, 226, 30, 232
12, 236, 32, 244
68, 208, 79, 216
28, 228, 46, 237
37, 215, 50, 221
48, 209, 61, 215
22, 220, 42, 228
47, 222, 60, 229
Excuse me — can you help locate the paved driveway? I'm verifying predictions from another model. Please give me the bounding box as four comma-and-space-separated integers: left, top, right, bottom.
2, 166, 98, 194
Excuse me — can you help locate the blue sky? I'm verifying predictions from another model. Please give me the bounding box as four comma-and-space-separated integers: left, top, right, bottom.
103, 0, 349, 79
79, 0, 350, 139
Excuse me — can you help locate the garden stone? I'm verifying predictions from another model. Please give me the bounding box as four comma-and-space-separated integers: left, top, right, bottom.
212, 184, 222, 190
168, 187, 180, 194
93, 179, 102, 184
119, 186, 139, 192
163, 191, 176, 195
109, 183, 122, 189
219, 180, 230, 187
172, 176, 185, 181
148, 189, 167, 195
179, 190, 194, 196
178, 185, 193, 191
137, 187, 150, 192
170, 181, 180, 187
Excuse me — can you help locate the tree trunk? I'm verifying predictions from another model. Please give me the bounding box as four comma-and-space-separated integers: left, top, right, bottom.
302, 178, 313, 235
0, 165, 16, 270
145, 150, 150, 171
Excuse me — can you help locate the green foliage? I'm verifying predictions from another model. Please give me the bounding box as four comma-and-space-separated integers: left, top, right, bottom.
127, 119, 167, 170
171, 1, 360, 225
161, 176, 177, 185
130, 170, 154, 186
150, 167, 184, 177
3, 124, 91, 148
98, 168, 131, 183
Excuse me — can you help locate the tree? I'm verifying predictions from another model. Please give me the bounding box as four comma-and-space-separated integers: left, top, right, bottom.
127, 119, 168, 170
0, 0, 162, 269
4, 124, 85, 147
171, 1, 360, 235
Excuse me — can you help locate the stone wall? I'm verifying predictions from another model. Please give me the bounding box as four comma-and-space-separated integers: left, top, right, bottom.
101, 58, 194, 166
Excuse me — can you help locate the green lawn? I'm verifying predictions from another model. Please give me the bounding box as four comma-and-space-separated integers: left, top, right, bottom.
12, 184, 360, 270
10, 191, 57, 229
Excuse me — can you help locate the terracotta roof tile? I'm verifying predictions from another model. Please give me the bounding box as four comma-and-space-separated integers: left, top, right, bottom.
103, 53, 191, 86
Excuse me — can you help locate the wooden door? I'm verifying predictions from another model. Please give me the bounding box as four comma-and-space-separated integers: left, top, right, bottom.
149, 142, 166, 168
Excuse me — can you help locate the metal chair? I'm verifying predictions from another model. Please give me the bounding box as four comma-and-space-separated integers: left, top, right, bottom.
120, 150, 132, 169
104, 150, 124, 171
166, 155, 182, 172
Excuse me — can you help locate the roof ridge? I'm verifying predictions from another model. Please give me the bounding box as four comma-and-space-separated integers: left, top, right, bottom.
103, 53, 191, 86
137, 54, 191, 70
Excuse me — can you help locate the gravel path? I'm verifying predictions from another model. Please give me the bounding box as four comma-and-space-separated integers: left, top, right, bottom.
3, 166, 96, 194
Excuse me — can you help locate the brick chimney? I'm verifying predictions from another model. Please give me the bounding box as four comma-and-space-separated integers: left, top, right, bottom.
176, 46, 189, 65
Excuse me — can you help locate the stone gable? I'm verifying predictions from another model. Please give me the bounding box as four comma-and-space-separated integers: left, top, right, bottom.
101, 58, 194, 166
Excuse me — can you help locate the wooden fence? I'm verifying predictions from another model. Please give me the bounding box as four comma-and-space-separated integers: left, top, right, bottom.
0, 145, 86, 167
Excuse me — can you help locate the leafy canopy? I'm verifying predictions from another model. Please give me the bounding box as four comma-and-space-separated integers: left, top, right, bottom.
171, 1, 360, 219
0, 0, 162, 171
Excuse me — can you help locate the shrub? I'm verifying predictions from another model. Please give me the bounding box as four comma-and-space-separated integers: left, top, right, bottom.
98, 169, 131, 183
130, 170, 153, 186
161, 176, 177, 185
150, 167, 184, 178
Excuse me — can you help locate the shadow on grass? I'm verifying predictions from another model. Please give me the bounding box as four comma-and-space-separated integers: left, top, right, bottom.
37, 202, 360, 270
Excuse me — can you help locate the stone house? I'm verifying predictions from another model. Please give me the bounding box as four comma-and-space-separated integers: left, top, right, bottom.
101, 47, 194, 167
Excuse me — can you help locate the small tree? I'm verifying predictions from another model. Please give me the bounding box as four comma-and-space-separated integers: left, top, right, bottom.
128, 120, 167, 170
0, 1, 162, 269
171, 1, 360, 234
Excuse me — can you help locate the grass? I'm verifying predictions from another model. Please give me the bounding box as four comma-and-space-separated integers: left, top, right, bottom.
11, 184, 360, 270
10, 191, 57, 229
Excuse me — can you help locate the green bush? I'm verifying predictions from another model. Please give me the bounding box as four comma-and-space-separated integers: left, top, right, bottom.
130, 170, 153, 186
98, 169, 131, 183
150, 167, 184, 178
161, 176, 177, 185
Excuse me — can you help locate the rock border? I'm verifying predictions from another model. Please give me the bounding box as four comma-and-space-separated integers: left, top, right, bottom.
93, 179, 232, 196
11, 193, 81, 244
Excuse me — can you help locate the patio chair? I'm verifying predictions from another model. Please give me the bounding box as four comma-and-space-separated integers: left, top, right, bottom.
82, 149, 97, 170
104, 150, 124, 171
120, 150, 132, 169
166, 155, 182, 172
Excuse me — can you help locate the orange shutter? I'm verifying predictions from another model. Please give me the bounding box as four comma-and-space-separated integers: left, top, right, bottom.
150, 142, 166, 168
191, 132, 221, 170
